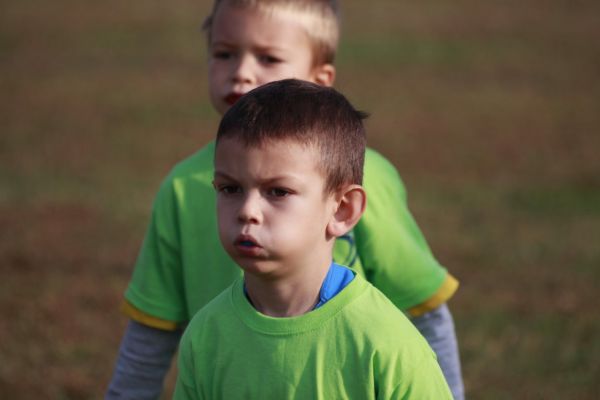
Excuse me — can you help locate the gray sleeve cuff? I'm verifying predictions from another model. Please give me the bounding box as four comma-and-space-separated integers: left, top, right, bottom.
105, 320, 183, 400
412, 304, 465, 400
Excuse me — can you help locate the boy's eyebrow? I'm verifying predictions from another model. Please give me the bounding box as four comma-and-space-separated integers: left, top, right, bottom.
214, 170, 302, 185
257, 175, 301, 186
252, 44, 285, 53
209, 40, 235, 49
213, 171, 235, 180
211, 39, 286, 53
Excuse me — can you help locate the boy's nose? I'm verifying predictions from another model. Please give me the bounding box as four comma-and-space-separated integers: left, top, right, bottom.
232, 54, 256, 85
237, 192, 262, 224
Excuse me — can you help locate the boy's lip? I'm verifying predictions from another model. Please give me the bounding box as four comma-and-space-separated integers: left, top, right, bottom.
234, 234, 263, 257
224, 92, 244, 106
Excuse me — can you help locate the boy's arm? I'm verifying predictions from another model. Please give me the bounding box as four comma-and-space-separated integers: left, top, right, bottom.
125, 145, 222, 325
107, 168, 191, 398
354, 149, 463, 397
105, 320, 183, 400
124, 176, 188, 324
355, 148, 458, 311
412, 304, 464, 400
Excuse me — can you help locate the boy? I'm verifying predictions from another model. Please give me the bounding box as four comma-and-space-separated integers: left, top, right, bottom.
106, 1, 463, 398
174, 78, 453, 399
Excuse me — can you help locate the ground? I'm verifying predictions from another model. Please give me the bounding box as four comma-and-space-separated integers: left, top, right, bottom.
1, 0, 599, 398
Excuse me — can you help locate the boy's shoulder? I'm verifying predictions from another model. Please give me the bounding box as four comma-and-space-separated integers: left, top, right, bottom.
163, 141, 216, 186
348, 278, 428, 347
363, 146, 407, 197
364, 146, 398, 174
185, 278, 236, 333
151, 141, 216, 206
184, 274, 427, 352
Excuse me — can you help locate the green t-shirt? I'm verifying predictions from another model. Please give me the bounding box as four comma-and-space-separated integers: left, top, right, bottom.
174, 273, 453, 400
125, 142, 451, 324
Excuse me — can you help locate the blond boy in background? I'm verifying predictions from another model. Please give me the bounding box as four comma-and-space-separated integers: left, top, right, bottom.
106, 1, 464, 399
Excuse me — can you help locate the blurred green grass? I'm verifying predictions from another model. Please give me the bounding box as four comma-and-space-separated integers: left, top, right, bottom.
1, 0, 599, 398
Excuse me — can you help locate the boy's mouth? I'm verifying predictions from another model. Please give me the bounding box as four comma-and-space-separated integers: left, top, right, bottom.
235, 235, 259, 247
225, 92, 244, 106
234, 235, 263, 256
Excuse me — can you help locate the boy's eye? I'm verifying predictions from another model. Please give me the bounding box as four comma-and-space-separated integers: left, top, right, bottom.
258, 54, 282, 64
268, 188, 290, 197
218, 185, 242, 195
213, 50, 233, 60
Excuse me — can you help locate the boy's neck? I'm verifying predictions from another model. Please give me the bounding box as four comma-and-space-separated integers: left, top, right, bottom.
244, 258, 331, 318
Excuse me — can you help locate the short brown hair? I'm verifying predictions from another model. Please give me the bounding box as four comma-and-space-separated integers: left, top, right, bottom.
203, 0, 340, 66
216, 79, 367, 193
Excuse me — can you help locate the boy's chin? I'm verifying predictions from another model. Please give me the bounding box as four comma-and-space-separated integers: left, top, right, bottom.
236, 259, 280, 278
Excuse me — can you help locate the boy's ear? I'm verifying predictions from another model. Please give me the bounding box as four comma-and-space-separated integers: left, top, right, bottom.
326, 184, 366, 238
312, 64, 336, 87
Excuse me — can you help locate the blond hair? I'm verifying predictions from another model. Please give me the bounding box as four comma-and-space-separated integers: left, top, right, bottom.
203, 0, 340, 66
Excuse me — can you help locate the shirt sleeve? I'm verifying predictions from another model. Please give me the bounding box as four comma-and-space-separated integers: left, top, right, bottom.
411, 304, 464, 399
124, 176, 188, 324
354, 148, 457, 311
387, 355, 454, 400
105, 320, 182, 399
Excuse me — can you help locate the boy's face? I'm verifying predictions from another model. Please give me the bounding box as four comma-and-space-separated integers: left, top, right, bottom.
214, 138, 337, 277
208, 4, 329, 115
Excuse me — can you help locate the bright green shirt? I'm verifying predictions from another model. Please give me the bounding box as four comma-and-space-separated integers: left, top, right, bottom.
124, 142, 456, 327
174, 273, 453, 400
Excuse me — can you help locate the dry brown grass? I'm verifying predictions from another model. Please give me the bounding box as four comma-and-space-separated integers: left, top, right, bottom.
1, 0, 599, 398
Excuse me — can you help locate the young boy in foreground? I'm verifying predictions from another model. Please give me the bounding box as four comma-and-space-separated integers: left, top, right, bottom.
107, 1, 463, 398
174, 79, 453, 400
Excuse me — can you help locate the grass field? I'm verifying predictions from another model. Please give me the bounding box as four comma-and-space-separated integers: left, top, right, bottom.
1, 0, 599, 398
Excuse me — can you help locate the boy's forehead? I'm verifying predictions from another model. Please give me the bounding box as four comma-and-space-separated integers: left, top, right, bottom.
211, 2, 313, 44
215, 138, 328, 189
217, 136, 315, 155
214, 133, 339, 192
216, 137, 323, 170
